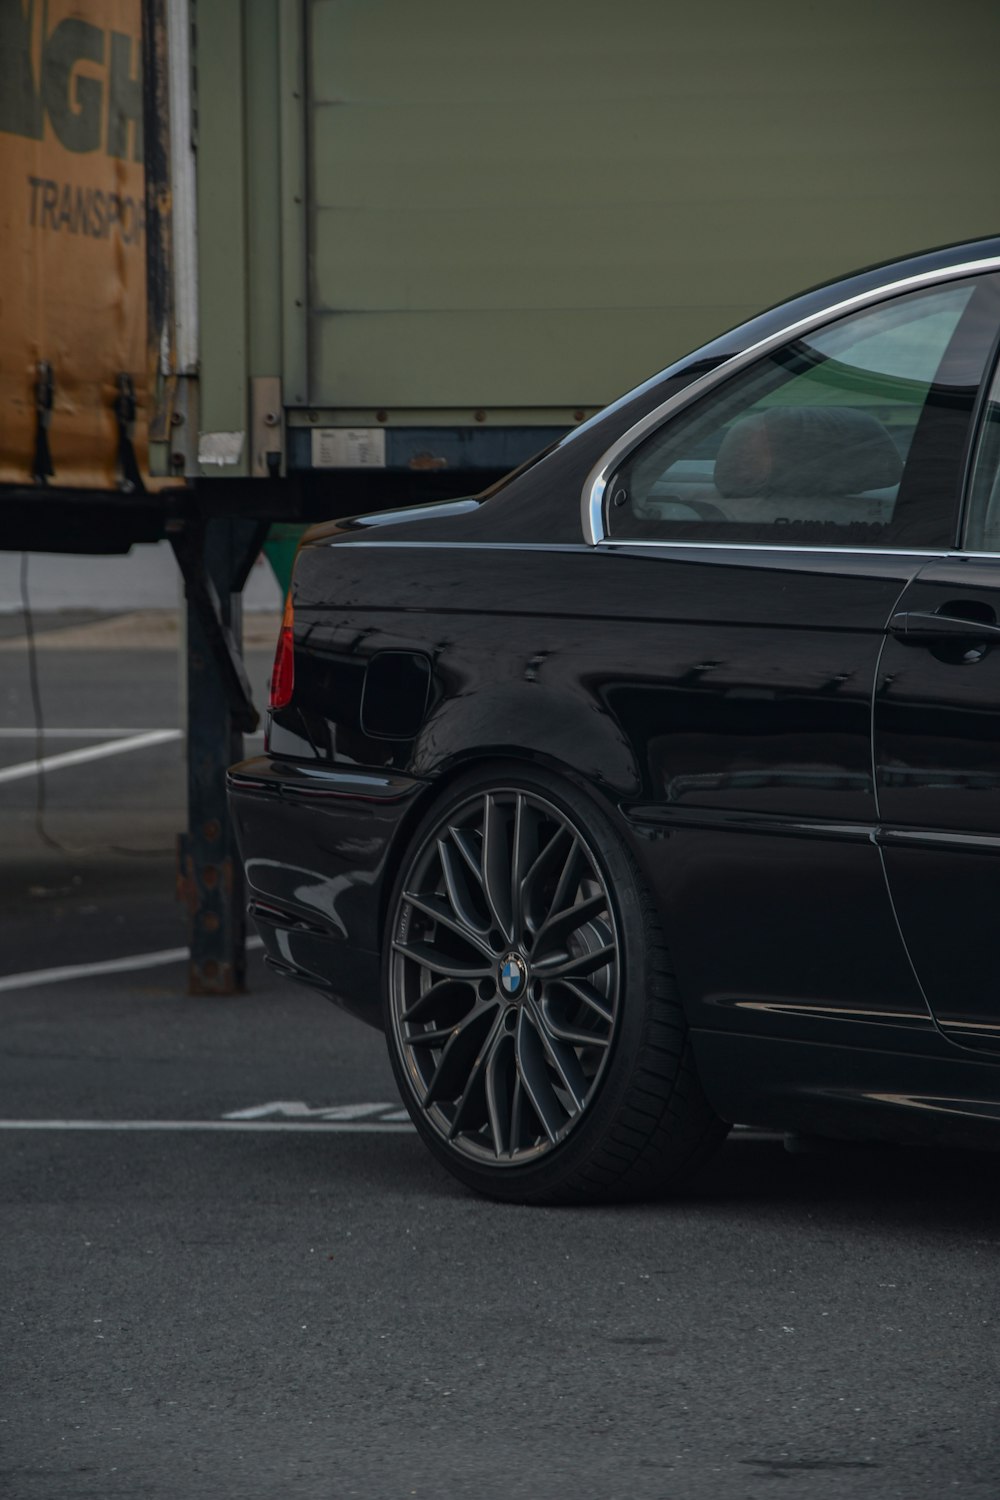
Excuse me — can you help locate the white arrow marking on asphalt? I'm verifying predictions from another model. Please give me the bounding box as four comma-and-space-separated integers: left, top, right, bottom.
223, 1100, 410, 1122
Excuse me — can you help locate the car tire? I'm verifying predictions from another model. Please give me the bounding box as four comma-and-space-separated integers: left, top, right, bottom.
383, 764, 729, 1204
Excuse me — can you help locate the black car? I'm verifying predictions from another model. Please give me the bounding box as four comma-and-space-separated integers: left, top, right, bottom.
229, 235, 1000, 1203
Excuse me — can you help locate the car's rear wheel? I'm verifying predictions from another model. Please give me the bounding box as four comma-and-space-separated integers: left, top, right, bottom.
383, 766, 727, 1203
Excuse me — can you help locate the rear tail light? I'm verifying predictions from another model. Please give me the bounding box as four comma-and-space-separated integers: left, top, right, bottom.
269, 591, 295, 711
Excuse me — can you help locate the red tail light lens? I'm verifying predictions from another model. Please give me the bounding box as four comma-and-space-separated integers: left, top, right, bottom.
269, 592, 295, 710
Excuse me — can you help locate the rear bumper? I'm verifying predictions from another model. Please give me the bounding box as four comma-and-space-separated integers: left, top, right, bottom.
227, 757, 426, 1027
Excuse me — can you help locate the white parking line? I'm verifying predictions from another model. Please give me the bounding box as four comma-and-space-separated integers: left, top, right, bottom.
0, 937, 264, 994
0, 728, 266, 739
0, 1119, 415, 1134
0, 729, 182, 785
0, 1118, 783, 1139
0, 727, 171, 738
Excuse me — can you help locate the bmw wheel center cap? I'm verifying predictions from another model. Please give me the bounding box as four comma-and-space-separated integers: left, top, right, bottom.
499, 952, 528, 999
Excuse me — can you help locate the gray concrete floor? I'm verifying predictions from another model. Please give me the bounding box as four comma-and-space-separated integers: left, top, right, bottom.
2, 624, 1000, 1500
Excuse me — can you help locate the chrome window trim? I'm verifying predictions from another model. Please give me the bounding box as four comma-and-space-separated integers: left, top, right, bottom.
336, 538, 1000, 561
594, 541, 958, 559
582, 255, 1000, 546
337, 539, 592, 552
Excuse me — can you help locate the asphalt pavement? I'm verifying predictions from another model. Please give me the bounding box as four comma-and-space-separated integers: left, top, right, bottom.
2, 616, 999, 1500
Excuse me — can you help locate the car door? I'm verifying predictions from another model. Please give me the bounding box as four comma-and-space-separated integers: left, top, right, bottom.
595, 271, 1000, 1042
875, 327, 1000, 1053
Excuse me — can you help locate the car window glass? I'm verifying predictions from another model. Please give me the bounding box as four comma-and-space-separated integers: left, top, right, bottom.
605, 276, 1000, 549
963, 355, 1000, 551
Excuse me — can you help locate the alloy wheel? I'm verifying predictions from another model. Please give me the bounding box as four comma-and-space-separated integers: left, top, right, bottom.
388, 788, 620, 1166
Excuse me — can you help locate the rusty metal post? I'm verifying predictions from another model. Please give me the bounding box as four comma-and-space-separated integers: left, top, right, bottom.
177, 516, 266, 994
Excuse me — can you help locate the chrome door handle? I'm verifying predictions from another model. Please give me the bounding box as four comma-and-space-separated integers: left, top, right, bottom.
888, 610, 1000, 644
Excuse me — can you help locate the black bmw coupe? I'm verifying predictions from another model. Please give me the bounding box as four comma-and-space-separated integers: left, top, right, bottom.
229, 236, 1000, 1203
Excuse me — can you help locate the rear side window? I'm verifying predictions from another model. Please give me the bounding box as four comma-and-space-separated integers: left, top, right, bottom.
964, 354, 1000, 551
605, 275, 1000, 549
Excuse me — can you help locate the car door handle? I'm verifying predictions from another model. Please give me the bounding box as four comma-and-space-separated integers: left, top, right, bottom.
888, 610, 1000, 643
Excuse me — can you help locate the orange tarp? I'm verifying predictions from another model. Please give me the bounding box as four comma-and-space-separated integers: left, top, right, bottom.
0, 0, 154, 489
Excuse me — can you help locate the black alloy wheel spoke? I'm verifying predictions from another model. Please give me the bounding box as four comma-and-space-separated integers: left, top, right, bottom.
554, 976, 614, 1025
390, 788, 620, 1167
448, 824, 484, 885
481, 794, 514, 941
400, 978, 473, 1026
518, 825, 573, 936
436, 836, 491, 939
413, 1023, 466, 1049
514, 1010, 566, 1142
548, 836, 584, 922
447, 1009, 508, 1139
391, 939, 494, 981
509, 793, 535, 943
539, 1007, 611, 1050
523, 997, 588, 1112
424, 1004, 498, 1106
484, 1032, 516, 1156
508, 1075, 526, 1157
401, 888, 495, 959
532, 891, 608, 959
532, 941, 617, 980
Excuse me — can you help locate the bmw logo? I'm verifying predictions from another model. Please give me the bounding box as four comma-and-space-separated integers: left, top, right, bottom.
499, 953, 527, 997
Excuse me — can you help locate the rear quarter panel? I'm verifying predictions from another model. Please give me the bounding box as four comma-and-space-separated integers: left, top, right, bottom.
280, 532, 932, 1059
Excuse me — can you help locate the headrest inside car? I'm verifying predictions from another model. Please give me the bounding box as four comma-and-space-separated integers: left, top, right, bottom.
714, 406, 904, 498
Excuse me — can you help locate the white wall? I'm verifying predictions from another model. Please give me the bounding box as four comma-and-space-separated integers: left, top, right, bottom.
0, 540, 282, 613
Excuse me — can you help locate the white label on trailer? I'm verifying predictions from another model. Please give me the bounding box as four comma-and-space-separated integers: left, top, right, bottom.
198, 430, 245, 465
312, 427, 387, 468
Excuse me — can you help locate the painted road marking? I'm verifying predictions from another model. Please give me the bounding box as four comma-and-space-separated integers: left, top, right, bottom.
0, 1117, 783, 1139
0, 1119, 415, 1134
224, 1100, 411, 1122
0, 729, 182, 785
0, 937, 265, 994
0, 727, 174, 739
0, 728, 266, 739
220, 1102, 776, 1133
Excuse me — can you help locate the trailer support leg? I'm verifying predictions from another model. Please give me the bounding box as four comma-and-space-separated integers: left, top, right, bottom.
172, 517, 268, 995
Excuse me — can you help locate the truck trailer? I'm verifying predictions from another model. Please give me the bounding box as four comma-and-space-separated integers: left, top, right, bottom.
2, 0, 998, 986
